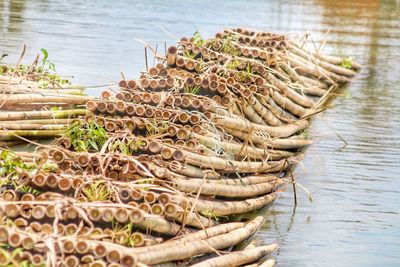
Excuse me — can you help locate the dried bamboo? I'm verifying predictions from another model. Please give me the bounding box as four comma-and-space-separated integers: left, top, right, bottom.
0, 94, 92, 105
0, 129, 62, 140
191, 244, 277, 267
189, 193, 277, 216
172, 177, 283, 198
208, 114, 308, 138
134, 216, 264, 264
0, 109, 88, 121
172, 147, 288, 173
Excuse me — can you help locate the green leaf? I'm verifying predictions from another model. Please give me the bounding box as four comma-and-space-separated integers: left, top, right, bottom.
193, 31, 205, 47
88, 140, 98, 150
49, 62, 56, 71
40, 48, 48, 61
340, 57, 353, 69
1, 150, 9, 161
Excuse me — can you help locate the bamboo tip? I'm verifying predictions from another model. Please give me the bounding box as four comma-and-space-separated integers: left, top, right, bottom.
172, 150, 185, 161
168, 46, 177, 55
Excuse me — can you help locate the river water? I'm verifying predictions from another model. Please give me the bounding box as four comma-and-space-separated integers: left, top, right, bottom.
1, 0, 399, 266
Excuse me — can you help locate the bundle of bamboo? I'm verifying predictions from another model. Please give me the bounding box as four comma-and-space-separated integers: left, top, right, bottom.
0, 56, 93, 146
0, 28, 359, 266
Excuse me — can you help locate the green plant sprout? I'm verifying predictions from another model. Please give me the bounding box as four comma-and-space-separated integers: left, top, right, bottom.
193, 31, 205, 47
81, 181, 113, 202
0, 150, 34, 179
63, 120, 108, 152
145, 120, 169, 138
184, 85, 201, 95
226, 60, 241, 70
340, 56, 353, 69
183, 50, 196, 59
0, 246, 43, 267
221, 35, 240, 56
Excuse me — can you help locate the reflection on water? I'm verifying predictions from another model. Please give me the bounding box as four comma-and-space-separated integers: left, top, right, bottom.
1, 0, 400, 266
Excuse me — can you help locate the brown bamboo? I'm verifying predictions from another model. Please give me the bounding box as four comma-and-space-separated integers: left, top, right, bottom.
0, 109, 88, 121
172, 178, 283, 198
169, 161, 221, 179
270, 90, 307, 117
208, 113, 308, 138
189, 193, 277, 216
223, 127, 312, 149
134, 216, 264, 264
191, 244, 278, 267
259, 259, 276, 267
194, 133, 293, 160
172, 148, 288, 173
164, 203, 216, 228
0, 94, 92, 105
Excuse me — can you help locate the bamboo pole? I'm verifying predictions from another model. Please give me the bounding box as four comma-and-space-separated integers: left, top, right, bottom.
0, 129, 62, 140
223, 127, 312, 149
0, 94, 92, 105
172, 178, 283, 198
191, 244, 278, 267
194, 133, 294, 160
172, 147, 288, 173
208, 114, 308, 138
0, 124, 67, 130
0, 109, 89, 121
134, 216, 264, 265
188, 193, 277, 216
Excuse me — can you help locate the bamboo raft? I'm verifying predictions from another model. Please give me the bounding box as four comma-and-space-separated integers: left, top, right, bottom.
0, 28, 359, 266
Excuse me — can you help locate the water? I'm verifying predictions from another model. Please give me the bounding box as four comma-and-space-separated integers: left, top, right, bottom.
1, 0, 400, 266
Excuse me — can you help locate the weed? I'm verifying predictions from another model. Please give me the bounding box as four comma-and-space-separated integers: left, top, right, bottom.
226, 60, 241, 70
340, 57, 353, 69
17, 185, 42, 195
63, 120, 108, 152
183, 85, 201, 95
183, 50, 196, 59
0, 246, 42, 267
193, 31, 205, 47
145, 120, 169, 138
0, 150, 33, 179
235, 63, 252, 82
199, 210, 228, 221
81, 181, 113, 202
221, 35, 240, 56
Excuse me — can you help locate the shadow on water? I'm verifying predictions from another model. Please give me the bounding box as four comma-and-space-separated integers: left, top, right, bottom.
1, 0, 400, 266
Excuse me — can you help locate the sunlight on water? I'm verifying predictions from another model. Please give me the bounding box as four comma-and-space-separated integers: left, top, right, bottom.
1, 0, 399, 266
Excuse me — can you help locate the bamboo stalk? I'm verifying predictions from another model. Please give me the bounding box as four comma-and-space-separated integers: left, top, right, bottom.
289, 43, 357, 76
258, 259, 276, 267
172, 178, 283, 198
4, 118, 73, 124
189, 193, 277, 216
0, 84, 84, 95
208, 114, 308, 138
134, 216, 264, 264
191, 244, 277, 267
172, 147, 288, 173
224, 127, 312, 149
0, 123, 67, 130
0, 94, 92, 105
194, 133, 293, 160
0, 109, 88, 121
164, 203, 217, 228
0, 129, 62, 140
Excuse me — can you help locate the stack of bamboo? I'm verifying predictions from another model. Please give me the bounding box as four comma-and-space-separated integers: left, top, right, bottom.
0, 28, 359, 266
0, 74, 91, 146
